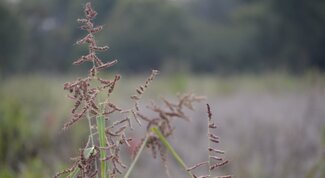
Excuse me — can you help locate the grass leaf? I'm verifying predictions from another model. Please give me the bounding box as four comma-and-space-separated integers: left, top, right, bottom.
124, 135, 149, 178
151, 127, 192, 178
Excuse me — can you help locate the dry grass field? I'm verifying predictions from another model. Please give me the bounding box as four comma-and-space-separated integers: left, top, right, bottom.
1, 73, 324, 178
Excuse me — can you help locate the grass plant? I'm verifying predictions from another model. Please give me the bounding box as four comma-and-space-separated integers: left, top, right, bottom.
55, 1, 231, 178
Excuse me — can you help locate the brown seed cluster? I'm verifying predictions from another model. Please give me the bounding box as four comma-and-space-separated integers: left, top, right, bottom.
54, 147, 99, 178
146, 93, 205, 134
58, 2, 131, 178
188, 104, 232, 178
62, 2, 121, 130
130, 69, 159, 101
73, 2, 117, 77
130, 93, 205, 175
206, 104, 230, 172
63, 74, 122, 129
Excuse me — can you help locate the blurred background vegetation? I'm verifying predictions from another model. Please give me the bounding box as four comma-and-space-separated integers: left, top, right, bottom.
1, 0, 325, 75
1, 0, 325, 177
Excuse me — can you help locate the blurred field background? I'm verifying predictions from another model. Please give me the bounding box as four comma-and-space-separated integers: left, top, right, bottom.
1, 0, 325, 177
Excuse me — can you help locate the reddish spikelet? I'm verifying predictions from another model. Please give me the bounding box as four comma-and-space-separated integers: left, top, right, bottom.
209, 156, 223, 161
207, 104, 212, 121
90, 25, 103, 33
84, 2, 97, 20
195, 175, 209, 178
186, 161, 209, 171
97, 60, 118, 70
208, 147, 224, 154
210, 160, 229, 170
77, 18, 88, 23
73, 54, 93, 65
97, 77, 111, 85
217, 176, 232, 178
90, 45, 109, 52
107, 74, 121, 96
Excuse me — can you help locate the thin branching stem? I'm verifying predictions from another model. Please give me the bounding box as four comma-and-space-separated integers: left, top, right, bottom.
207, 114, 212, 177
124, 134, 149, 178
87, 111, 99, 178
68, 167, 79, 178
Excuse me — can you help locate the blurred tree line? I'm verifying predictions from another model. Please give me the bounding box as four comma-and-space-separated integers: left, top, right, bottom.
0, 0, 324, 75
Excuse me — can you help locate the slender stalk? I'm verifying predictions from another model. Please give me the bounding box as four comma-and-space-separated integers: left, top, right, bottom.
87, 111, 98, 178
151, 127, 193, 178
97, 114, 108, 178
124, 135, 149, 178
207, 116, 212, 177
68, 167, 79, 178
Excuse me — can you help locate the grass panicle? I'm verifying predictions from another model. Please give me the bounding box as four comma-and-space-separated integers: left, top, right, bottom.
55, 1, 231, 178
187, 104, 232, 178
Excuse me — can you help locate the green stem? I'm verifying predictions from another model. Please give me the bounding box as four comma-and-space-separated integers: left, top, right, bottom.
124, 135, 149, 178
151, 127, 192, 178
97, 115, 109, 178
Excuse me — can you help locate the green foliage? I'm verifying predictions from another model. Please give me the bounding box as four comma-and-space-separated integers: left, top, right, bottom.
1, 0, 325, 74
104, 0, 188, 71
0, 74, 324, 177
0, 89, 50, 177
19, 158, 49, 178
305, 126, 325, 178
0, 76, 85, 177
0, 166, 15, 178
169, 72, 188, 92
0, 3, 25, 75
0, 91, 30, 168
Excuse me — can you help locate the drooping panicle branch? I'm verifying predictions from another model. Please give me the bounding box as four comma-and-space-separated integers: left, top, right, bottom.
188, 104, 231, 178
